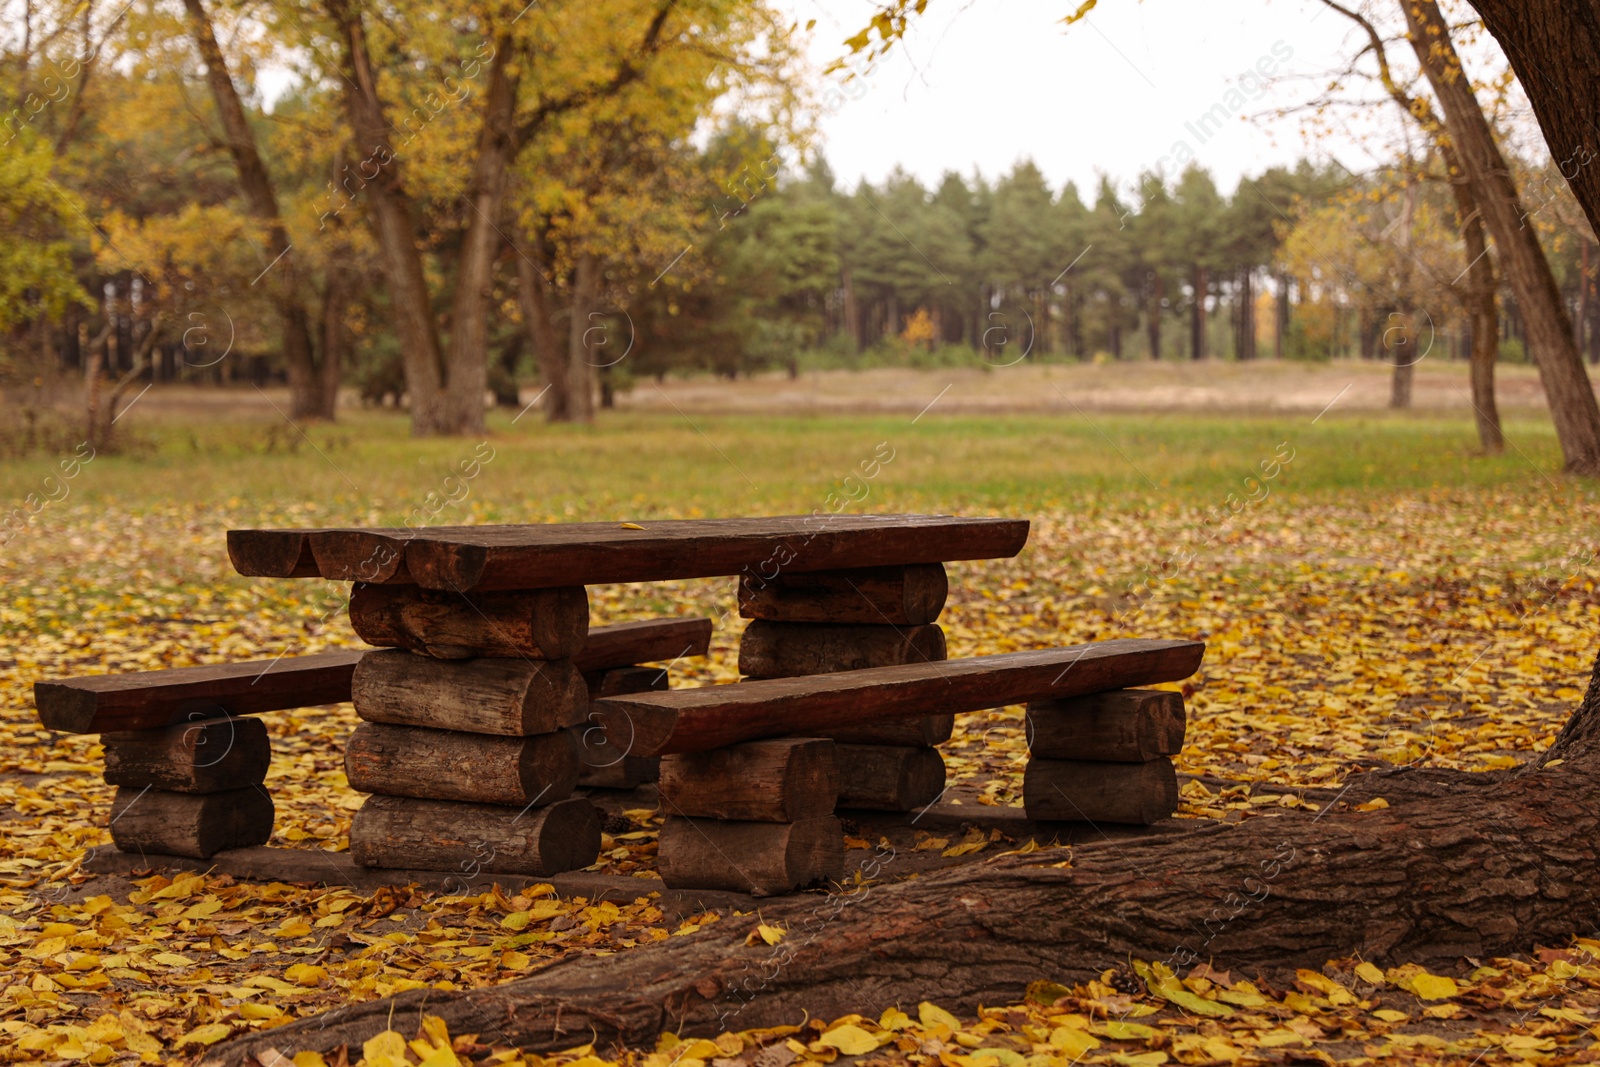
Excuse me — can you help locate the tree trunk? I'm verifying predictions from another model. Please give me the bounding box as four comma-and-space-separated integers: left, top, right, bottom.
1578, 240, 1590, 353
1035, 288, 1048, 357
513, 225, 572, 422
182, 0, 329, 421
210, 651, 1600, 1064
1190, 265, 1207, 360
82, 321, 108, 450
1146, 273, 1161, 360
327, 0, 448, 435
1453, 165, 1504, 453
566, 252, 599, 424
1403, 0, 1600, 475
1471, 0, 1600, 243
1275, 271, 1290, 359
442, 37, 517, 436
1389, 309, 1415, 409
842, 267, 861, 352
1238, 269, 1255, 360
318, 272, 348, 419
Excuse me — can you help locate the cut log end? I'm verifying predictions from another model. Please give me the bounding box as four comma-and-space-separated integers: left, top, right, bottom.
1026, 689, 1186, 762
345, 722, 579, 806
738, 621, 947, 680
308, 530, 411, 583
835, 744, 945, 812
1022, 757, 1178, 825
657, 815, 845, 895
226, 530, 320, 578
103, 717, 271, 793
349, 795, 602, 875
109, 786, 275, 858
660, 738, 839, 822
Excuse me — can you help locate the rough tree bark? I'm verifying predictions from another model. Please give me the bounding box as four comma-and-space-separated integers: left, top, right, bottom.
183, 0, 335, 420
1236, 269, 1254, 361
1389, 308, 1417, 409
1402, 0, 1600, 474
210, 651, 1600, 1066
1470, 1, 1600, 237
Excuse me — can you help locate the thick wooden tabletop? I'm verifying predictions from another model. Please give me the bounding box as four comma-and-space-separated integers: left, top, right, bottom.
228, 514, 1030, 592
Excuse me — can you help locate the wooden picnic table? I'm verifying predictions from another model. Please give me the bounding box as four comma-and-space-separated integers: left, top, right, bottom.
220, 513, 1053, 888
42, 512, 1205, 894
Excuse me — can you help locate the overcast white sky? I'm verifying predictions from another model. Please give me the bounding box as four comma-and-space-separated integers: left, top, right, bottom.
778, 0, 1403, 198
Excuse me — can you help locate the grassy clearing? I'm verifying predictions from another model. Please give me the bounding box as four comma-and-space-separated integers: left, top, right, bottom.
0, 395, 1585, 524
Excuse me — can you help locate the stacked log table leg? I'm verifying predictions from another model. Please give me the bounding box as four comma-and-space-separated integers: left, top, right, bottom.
1022, 688, 1184, 825
657, 738, 843, 896
345, 585, 603, 876
738, 564, 950, 813
103, 717, 275, 858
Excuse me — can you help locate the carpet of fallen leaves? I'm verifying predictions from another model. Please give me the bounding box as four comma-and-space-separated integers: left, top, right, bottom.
3, 485, 1600, 1065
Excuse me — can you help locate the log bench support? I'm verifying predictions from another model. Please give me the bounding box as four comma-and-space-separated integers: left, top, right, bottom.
655, 565, 957, 892
737, 565, 952, 813
656, 738, 844, 895
1022, 689, 1186, 825
34, 616, 711, 871
103, 718, 275, 857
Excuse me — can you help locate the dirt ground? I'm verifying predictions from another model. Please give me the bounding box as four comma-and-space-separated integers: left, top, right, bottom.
613, 359, 1558, 417
110, 358, 1565, 422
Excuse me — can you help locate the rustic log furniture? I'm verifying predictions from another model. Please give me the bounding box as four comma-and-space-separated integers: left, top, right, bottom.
34, 514, 1204, 895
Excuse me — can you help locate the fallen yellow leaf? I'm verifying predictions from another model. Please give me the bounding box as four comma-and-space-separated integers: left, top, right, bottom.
819, 1024, 880, 1056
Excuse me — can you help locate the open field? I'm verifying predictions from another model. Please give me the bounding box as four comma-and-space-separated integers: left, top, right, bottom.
3, 370, 1600, 1063
620, 358, 1572, 418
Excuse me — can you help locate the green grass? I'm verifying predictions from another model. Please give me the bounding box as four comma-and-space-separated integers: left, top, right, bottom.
1, 402, 1587, 530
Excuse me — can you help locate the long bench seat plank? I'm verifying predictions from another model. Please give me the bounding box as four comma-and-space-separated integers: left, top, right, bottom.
35, 650, 364, 734
35, 618, 714, 734
591, 638, 1204, 756
229, 515, 1030, 591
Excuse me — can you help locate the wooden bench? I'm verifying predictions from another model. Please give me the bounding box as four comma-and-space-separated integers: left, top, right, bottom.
586, 639, 1203, 894
35, 616, 711, 733
32, 617, 712, 859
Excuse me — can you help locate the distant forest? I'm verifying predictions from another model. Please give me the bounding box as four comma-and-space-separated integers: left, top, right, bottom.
5, 0, 1600, 450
